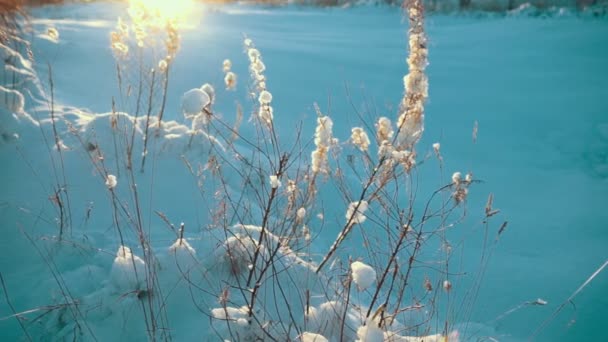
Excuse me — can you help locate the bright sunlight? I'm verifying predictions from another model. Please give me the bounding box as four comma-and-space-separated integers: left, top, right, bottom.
129, 0, 195, 21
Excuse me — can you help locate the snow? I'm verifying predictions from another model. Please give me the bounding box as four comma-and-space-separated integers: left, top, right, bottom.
223, 58, 232, 72
297, 332, 329, 342
297, 207, 307, 220
0, 86, 25, 114
110, 246, 146, 291
269, 174, 281, 188
259, 89, 272, 105
351, 127, 371, 152
167, 237, 197, 270
201, 83, 216, 105
181, 87, 210, 117
351, 260, 376, 291
1, 2, 607, 342
105, 174, 117, 189
452, 171, 462, 184
356, 320, 384, 342
224, 71, 237, 90
346, 200, 369, 225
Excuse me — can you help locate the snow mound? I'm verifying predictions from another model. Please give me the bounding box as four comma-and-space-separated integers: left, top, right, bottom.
168, 237, 198, 270
110, 245, 146, 291
297, 332, 329, 342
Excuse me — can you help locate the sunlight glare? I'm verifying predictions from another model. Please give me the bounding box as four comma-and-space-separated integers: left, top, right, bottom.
129, 0, 195, 21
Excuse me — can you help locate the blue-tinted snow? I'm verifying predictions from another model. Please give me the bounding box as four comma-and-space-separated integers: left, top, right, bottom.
1, 3, 607, 341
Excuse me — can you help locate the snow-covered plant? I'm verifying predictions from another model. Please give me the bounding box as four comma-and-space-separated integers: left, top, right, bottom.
311, 114, 334, 174
269, 174, 281, 188
110, 245, 146, 291
395, 0, 428, 152
105, 174, 118, 189
351, 127, 371, 152
346, 200, 369, 225
245, 38, 274, 127
225, 71, 237, 90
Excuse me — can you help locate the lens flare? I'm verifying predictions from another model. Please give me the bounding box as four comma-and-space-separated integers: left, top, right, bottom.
129, 0, 195, 21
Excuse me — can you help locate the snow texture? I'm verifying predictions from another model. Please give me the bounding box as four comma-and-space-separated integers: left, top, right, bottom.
351, 260, 376, 291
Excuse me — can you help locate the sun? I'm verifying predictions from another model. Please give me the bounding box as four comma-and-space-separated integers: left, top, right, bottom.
129, 0, 195, 21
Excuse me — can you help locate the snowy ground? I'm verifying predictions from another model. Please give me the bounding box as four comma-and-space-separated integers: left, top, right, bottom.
1, 2, 607, 341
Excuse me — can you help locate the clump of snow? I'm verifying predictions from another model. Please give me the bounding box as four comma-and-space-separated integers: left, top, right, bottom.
110, 246, 146, 291
443, 280, 452, 292
158, 59, 168, 71
259, 90, 272, 105
356, 320, 384, 342
314, 116, 333, 148
258, 105, 274, 126
269, 174, 281, 189
391, 149, 416, 171
245, 38, 275, 127
452, 172, 462, 185
297, 207, 306, 221
351, 127, 371, 152
311, 115, 334, 174
47, 27, 60, 42
351, 261, 376, 291
346, 200, 368, 225
222, 59, 232, 72
214, 232, 262, 276
224, 71, 237, 90
376, 117, 394, 143
201, 83, 215, 105
395, 2, 428, 152
248, 48, 261, 62
168, 237, 197, 269
305, 301, 359, 340
211, 305, 249, 321
181, 88, 210, 118
105, 174, 117, 189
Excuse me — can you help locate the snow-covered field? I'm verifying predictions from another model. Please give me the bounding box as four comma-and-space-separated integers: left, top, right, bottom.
1, 1, 607, 341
